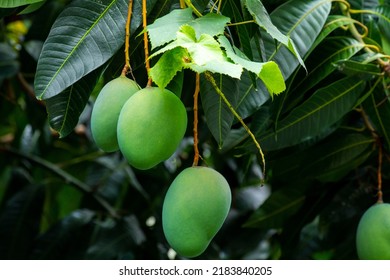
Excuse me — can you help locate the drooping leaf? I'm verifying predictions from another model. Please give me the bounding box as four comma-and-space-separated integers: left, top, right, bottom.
334, 59, 382, 78
376, 5, 390, 54
34, 0, 129, 100
301, 133, 375, 182
250, 76, 366, 151
364, 84, 390, 150
200, 73, 239, 147
149, 47, 188, 89
221, 0, 253, 60
18, 0, 45, 14
290, 37, 365, 99
261, 0, 332, 80
244, 0, 304, 69
45, 66, 104, 137
219, 35, 285, 96
0, 0, 43, 8
235, 71, 270, 119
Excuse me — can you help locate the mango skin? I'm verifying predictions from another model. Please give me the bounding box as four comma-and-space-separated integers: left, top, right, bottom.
162, 166, 231, 258
356, 203, 390, 260
91, 76, 140, 152
117, 87, 187, 170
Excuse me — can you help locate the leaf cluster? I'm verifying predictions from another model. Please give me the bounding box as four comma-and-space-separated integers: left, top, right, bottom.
0, 0, 389, 260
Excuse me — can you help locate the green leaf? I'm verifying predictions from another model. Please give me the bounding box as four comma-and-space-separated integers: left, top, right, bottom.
149, 47, 188, 89
221, 0, 253, 60
0, 0, 43, 8
200, 73, 239, 147
18, 0, 45, 14
364, 85, 390, 150
219, 35, 285, 96
146, 8, 194, 49
376, 5, 390, 54
34, 0, 129, 100
261, 0, 331, 80
150, 25, 242, 79
334, 59, 382, 78
45, 67, 104, 138
235, 71, 270, 119
290, 37, 365, 98
146, 8, 230, 50
253, 76, 366, 151
244, 0, 304, 69
311, 15, 359, 51
243, 187, 306, 228
301, 133, 375, 182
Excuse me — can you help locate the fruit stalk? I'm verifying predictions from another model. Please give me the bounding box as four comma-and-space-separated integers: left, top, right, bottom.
377, 141, 383, 203
121, 0, 134, 77
142, 0, 152, 86
193, 73, 200, 166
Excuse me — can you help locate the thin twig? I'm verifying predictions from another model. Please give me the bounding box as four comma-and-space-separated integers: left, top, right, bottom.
204, 72, 266, 180
0, 146, 119, 218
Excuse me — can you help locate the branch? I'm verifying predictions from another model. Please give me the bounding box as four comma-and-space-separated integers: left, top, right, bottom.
0, 146, 119, 218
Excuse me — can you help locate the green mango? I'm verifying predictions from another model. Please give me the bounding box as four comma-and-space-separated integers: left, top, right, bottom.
91, 75, 140, 152
162, 166, 231, 258
356, 202, 390, 259
117, 87, 187, 170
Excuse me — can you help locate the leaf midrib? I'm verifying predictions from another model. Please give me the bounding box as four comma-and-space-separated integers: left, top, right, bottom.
261, 79, 365, 141
38, 0, 117, 99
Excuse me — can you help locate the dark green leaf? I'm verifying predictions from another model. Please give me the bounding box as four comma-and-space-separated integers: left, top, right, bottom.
334, 59, 382, 78
290, 37, 365, 97
45, 67, 103, 138
253, 76, 366, 151
18, 0, 45, 14
0, 0, 43, 8
262, 0, 331, 80
244, 187, 306, 228
200, 73, 239, 147
301, 133, 375, 182
244, 0, 304, 68
34, 0, 129, 100
364, 84, 390, 150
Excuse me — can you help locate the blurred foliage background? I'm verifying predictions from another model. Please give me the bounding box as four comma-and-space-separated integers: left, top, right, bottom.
0, 0, 389, 259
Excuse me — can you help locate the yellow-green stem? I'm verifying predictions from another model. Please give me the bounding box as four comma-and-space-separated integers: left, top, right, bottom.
204, 72, 266, 179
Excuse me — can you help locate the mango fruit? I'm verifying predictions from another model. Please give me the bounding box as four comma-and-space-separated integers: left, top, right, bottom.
356, 202, 390, 259
162, 166, 231, 258
117, 87, 187, 170
91, 75, 140, 152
